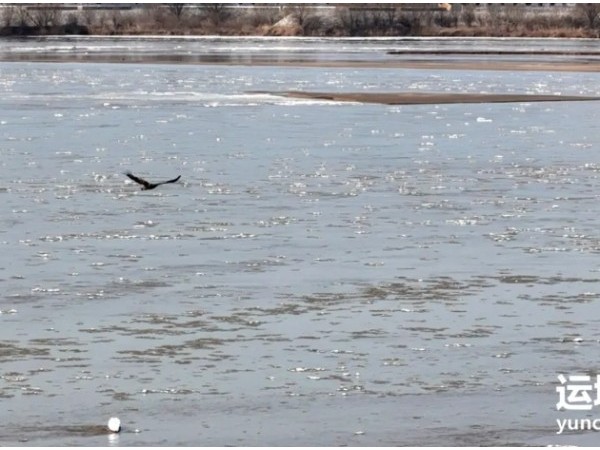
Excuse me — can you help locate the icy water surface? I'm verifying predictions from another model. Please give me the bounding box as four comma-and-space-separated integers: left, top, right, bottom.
4, 35, 600, 65
2, 38, 600, 446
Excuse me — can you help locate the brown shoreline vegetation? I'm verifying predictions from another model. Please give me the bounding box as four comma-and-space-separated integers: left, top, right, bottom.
273, 91, 600, 105
2, 4, 600, 38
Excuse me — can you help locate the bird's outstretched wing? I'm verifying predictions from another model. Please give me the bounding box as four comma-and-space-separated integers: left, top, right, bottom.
125, 172, 153, 189
158, 175, 181, 186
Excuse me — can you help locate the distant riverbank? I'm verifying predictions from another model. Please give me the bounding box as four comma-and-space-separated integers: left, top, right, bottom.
1, 4, 599, 39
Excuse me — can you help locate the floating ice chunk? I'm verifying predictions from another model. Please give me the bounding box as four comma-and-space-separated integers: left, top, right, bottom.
107, 417, 121, 433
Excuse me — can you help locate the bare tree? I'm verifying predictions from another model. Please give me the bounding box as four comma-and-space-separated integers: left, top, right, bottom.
1, 5, 16, 27
504, 5, 525, 30
247, 6, 281, 28
14, 6, 30, 27
484, 4, 502, 31
302, 14, 325, 36
283, 4, 313, 27
335, 7, 365, 36
106, 9, 134, 33
78, 7, 97, 29
168, 4, 186, 21
577, 3, 600, 29
142, 4, 167, 29
460, 4, 476, 27
27, 4, 61, 30
202, 4, 230, 26
382, 6, 401, 30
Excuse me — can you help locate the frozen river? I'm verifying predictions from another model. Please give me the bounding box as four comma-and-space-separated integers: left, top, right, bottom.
1, 36, 600, 445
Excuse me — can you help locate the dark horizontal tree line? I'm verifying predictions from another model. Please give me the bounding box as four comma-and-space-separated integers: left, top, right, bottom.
1, 4, 600, 38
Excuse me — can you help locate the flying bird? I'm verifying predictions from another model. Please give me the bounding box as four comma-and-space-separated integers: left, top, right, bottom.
125, 172, 181, 190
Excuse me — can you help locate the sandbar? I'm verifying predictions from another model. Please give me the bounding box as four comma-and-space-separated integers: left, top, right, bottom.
272, 91, 600, 105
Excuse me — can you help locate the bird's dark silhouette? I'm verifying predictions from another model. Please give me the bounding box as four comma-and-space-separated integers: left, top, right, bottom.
125, 172, 181, 190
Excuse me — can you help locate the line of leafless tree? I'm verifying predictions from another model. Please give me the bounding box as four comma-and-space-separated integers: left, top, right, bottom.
1, 4, 600, 38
